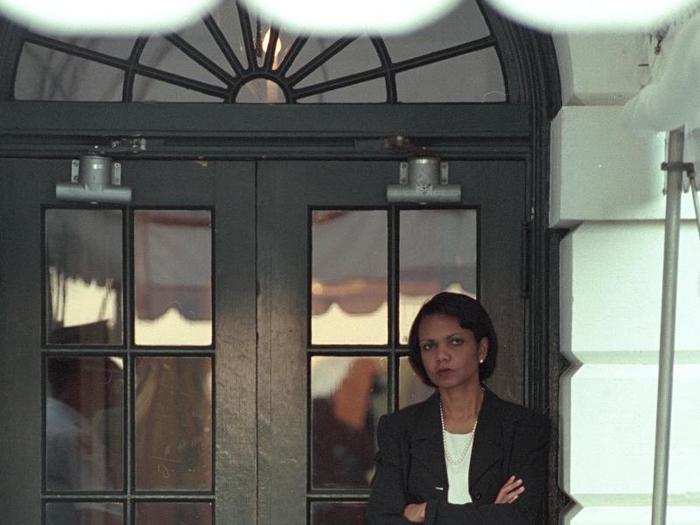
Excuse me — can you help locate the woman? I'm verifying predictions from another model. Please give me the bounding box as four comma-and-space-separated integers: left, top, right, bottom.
366, 292, 549, 524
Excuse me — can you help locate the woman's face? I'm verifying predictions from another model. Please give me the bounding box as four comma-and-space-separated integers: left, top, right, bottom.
418, 314, 488, 389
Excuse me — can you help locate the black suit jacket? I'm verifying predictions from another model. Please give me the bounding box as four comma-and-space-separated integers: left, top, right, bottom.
366, 388, 550, 524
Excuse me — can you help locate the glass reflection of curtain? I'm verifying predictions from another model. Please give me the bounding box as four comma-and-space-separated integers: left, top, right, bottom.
46, 357, 122, 493
312, 358, 385, 489
135, 358, 212, 491
45, 209, 122, 345
134, 211, 212, 322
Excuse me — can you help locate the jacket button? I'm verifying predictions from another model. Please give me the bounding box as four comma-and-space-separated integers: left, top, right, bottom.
474, 493, 481, 501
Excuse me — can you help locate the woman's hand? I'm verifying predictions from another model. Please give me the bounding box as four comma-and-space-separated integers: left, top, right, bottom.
403, 502, 427, 522
494, 475, 525, 504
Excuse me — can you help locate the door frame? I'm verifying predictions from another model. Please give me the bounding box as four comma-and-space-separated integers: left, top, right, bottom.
0, 10, 563, 519
0, 120, 562, 523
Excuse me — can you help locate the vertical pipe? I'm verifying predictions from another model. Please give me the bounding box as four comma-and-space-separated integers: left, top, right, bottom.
689, 173, 700, 239
651, 127, 684, 525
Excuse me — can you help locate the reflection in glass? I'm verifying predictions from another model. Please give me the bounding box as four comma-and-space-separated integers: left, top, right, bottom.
383, 0, 490, 63
16, 44, 124, 101
132, 76, 222, 103
290, 39, 380, 83
134, 357, 213, 491
297, 77, 386, 103
45, 357, 124, 491
399, 356, 435, 409
293, 39, 383, 104
135, 502, 213, 524
311, 356, 387, 489
396, 47, 505, 103
134, 210, 212, 346
45, 209, 123, 346
45, 501, 123, 525
399, 210, 477, 344
311, 210, 388, 345
236, 78, 286, 103
139, 37, 227, 88
310, 501, 366, 525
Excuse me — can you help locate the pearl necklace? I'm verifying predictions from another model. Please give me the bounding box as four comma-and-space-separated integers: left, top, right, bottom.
439, 390, 483, 466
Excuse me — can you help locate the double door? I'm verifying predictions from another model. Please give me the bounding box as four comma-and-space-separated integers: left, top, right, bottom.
0, 158, 525, 524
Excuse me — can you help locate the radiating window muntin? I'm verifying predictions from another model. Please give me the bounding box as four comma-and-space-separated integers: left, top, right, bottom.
14, 0, 506, 104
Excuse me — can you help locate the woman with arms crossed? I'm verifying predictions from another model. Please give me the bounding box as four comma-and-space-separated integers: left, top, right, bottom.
366, 292, 550, 524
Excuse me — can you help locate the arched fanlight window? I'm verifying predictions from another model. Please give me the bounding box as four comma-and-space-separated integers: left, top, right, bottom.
13, 0, 506, 103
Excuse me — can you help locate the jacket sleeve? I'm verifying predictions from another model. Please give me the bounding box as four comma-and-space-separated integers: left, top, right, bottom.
429, 414, 550, 525
365, 414, 414, 524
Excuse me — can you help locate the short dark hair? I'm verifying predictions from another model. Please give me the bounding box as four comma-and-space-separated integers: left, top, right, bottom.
407, 292, 498, 387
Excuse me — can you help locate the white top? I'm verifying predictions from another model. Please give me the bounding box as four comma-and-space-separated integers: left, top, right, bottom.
443, 430, 474, 504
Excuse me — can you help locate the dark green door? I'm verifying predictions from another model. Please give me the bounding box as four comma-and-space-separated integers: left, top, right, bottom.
0, 158, 257, 524
1, 157, 524, 524
256, 160, 525, 523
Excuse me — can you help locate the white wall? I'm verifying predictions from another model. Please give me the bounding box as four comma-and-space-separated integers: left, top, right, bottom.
553, 34, 700, 524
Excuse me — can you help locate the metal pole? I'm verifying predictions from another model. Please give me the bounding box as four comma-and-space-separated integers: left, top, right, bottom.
651, 127, 684, 525
689, 172, 700, 239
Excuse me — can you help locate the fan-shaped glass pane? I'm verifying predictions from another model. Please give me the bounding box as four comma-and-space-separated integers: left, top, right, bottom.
208, 5, 249, 70
139, 37, 228, 88
132, 76, 223, 102
15, 43, 123, 101
297, 77, 387, 103
397, 47, 505, 103
383, 0, 490, 62
176, 17, 240, 76
290, 39, 381, 86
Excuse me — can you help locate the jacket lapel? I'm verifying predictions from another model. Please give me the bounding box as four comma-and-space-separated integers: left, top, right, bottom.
469, 387, 504, 488
408, 392, 448, 489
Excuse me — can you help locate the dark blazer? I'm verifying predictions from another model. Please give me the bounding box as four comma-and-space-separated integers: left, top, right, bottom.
366, 387, 550, 524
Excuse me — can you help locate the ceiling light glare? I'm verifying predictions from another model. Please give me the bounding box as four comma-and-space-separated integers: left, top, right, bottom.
484, 0, 699, 31
0, 0, 223, 35
240, 0, 462, 35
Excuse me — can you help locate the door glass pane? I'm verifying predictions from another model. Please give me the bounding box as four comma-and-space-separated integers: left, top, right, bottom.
134, 210, 212, 347
45, 356, 124, 491
310, 356, 387, 489
45, 209, 123, 346
399, 209, 477, 344
134, 502, 213, 524
134, 357, 213, 491
311, 210, 388, 345
45, 501, 123, 525
398, 356, 434, 409
310, 501, 366, 524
